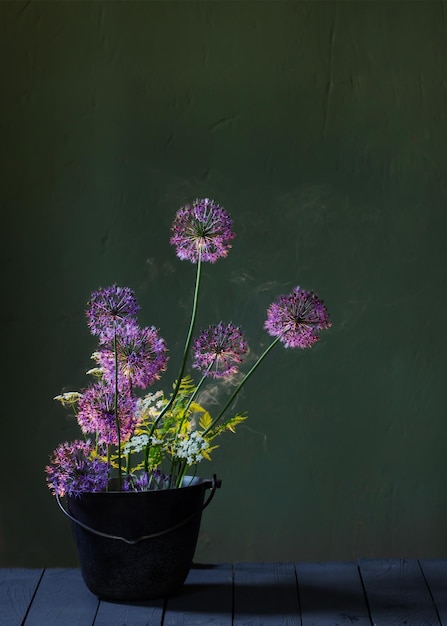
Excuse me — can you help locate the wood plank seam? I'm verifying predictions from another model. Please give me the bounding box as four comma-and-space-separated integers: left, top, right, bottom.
418, 559, 443, 626
161, 596, 168, 624
19, 568, 45, 626
356, 559, 374, 625
357, 558, 443, 626
231, 562, 235, 626
16, 568, 45, 626
91, 593, 101, 625
292, 562, 303, 625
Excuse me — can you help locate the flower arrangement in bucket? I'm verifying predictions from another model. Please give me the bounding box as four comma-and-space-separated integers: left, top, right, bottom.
45, 198, 332, 601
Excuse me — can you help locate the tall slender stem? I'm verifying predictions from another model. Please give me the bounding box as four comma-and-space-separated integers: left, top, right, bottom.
203, 335, 281, 435
113, 331, 122, 487
106, 444, 111, 492
148, 252, 203, 438
169, 363, 213, 479
180, 361, 212, 420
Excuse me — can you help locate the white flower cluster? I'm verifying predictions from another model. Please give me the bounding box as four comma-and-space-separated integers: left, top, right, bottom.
136, 390, 165, 420
175, 431, 209, 465
122, 434, 150, 455
149, 436, 164, 445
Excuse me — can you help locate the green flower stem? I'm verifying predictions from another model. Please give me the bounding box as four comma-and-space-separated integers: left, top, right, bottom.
179, 361, 213, 425
169, 362, 213, 483
106, 444, 111, 492
173, 372, 207, 440
143, 448, 148, 475
113, 331, 122, 488
144, 252, 203, 475
148, 251, 203, 439
203, 335, 282, 435
175, 459, 188, 489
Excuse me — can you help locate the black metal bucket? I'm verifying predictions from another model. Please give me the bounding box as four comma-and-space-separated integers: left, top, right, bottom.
58, 476, 221, 601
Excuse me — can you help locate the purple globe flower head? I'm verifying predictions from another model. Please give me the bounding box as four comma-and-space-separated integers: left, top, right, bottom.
90, 349, 135, 395
77, 382, 138, 445
170, 198, 235, 263
45, 439, 109, 497
192, 322, 249, 378
264, 286, 332, 349
97, 323, 169, 390
86, 284, 140, 340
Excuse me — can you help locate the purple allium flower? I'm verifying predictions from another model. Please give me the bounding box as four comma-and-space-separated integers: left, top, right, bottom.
77, 382, 138, 445
86, 285, 140, 340
122, 470, 170, 491
45, 440, 108, 497
264, 286, 331, 349
123, 472, 150, 492
192, 322, 248, 378
170, 198, 235, 263
97, 323, 169, 390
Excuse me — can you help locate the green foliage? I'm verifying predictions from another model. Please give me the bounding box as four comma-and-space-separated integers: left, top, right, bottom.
53, 374, 248, 491
206, 413, 248, 439
122, 377, 247, 486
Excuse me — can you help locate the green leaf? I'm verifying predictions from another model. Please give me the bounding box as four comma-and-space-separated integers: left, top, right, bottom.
207, 413, 247, 439
199, 410, 213, 431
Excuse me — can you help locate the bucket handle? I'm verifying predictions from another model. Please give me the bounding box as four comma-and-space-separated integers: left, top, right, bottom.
55, 475, 221, 545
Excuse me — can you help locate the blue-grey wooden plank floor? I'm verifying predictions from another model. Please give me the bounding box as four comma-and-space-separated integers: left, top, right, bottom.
1, 560, 447, 625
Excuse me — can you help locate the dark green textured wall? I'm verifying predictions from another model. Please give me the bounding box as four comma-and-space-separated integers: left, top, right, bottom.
2, 0, 447, 566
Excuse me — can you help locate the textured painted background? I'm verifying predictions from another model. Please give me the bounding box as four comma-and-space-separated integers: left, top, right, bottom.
1, 0, 447, 566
